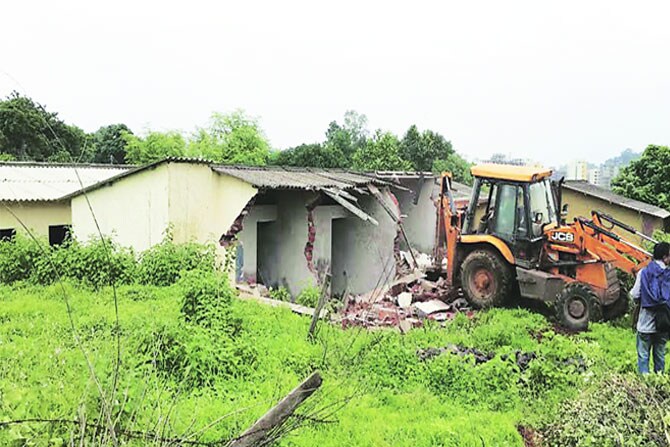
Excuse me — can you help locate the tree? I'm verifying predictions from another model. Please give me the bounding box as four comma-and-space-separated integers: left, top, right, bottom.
432, 152, 473, 185
123, 130, 187, 165
0, 91, 88, 162
91, 124, 133, 164
611, 145, 670, 210
323, 110, 369, 163
351, 130, 412, 171
400, 125, 454, 172
271, 143, 346, 168
187, 110, 270, 166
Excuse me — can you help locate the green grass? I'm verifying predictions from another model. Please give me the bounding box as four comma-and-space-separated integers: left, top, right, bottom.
0, 282, 642, 446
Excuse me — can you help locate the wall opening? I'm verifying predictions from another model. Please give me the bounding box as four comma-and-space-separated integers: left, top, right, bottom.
331, 218, 349, 296
0, 228, 16, 242
49, 225, 71, 246
257, 220, 279, 288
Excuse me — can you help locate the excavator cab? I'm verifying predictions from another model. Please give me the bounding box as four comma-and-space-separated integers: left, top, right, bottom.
462, 166, 558, 267
440, 164, 653, 331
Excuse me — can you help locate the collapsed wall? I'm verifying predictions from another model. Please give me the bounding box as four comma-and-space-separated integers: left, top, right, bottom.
231, 187, 400, 298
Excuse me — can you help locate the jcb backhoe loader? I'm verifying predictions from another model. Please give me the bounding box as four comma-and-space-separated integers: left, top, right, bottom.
440, 164, 656, 330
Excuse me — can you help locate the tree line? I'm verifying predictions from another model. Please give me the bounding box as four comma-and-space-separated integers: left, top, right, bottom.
0, 92, 472, 183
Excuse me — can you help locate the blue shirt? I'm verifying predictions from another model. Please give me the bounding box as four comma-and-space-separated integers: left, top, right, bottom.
630, 260, 667, 333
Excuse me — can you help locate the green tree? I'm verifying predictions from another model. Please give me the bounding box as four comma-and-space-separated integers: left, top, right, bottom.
400, 125, 454, 172
432, 152, 473, 184
271, 143, 346, 168
323, 110, 369, 163
91, 124, 133, 164
123, 130, 187, 165
0, 91, 88, 162
351, 130, 412, 171
187, 110, 270, 165
611, 145, 670, 210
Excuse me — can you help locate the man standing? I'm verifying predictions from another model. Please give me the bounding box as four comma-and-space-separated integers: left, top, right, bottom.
630, 242, 670, 374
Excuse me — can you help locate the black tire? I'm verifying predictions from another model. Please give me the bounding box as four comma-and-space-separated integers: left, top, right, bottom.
602, 288, 630, 321
460, 249, 515, 308
556, 283, 602, 331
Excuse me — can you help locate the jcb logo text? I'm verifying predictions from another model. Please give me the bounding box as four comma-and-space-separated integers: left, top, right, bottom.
551, 232, 574, 243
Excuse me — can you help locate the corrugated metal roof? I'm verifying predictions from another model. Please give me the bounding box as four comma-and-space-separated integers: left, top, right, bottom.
564, 180, 670, 219
211, 165, 387, 190
0, 162, 131, 202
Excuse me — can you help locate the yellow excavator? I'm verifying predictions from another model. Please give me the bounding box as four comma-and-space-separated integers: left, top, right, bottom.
439, 164, 655, 330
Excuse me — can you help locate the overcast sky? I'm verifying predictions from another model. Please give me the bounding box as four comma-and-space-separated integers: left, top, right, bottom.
2, 0, 669, 166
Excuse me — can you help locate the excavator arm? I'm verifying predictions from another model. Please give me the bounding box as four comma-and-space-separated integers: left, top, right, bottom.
580, 211, 654, 275
439, 173, 462, 286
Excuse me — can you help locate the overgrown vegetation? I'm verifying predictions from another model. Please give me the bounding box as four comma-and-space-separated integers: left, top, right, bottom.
1, 235, 668, 445
0, 269, 664, 445
0, 233, 217, 288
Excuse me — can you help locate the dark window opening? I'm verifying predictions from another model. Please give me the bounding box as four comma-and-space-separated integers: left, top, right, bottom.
0, 228, 16, 242
49, 225, 71, 246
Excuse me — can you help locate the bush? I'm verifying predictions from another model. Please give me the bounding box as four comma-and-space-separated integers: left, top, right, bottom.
269, 286, 291, 302
63, 238, 137, 288
296, 285, 320, 307
542, 374, 670, 446
0, 234, 219, 288
137, 238, 217, 286
178, 269, 239, 333
0, 234, 42, 284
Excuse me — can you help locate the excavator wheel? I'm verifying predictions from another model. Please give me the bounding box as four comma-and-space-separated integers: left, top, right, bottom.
556, 283, 602, 331
460, 249, 514, 308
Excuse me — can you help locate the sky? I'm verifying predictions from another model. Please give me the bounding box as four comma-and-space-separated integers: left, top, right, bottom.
1, 0, 669, 166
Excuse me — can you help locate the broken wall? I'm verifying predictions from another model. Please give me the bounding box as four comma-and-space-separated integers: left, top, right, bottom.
331, 189, 399, 295
393, 178, 438, 254
254, 190, 315, 296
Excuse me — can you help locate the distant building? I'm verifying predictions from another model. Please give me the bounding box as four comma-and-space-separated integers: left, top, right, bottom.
588, 168, 601, 186
566, 161, 588, 180
599, 164, 620, 189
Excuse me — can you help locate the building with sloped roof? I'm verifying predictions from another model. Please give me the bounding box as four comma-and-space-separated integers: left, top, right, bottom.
60, 158, 401, 296
562, 180, 670, 244
0, 162, 129, 243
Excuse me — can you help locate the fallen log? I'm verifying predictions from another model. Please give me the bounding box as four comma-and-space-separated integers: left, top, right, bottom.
229, 372, 323, 447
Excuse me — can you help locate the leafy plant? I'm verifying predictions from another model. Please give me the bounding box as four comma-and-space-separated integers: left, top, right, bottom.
296, 285, 321, 307
137, 236, 217, 286
270, 286, 291, 302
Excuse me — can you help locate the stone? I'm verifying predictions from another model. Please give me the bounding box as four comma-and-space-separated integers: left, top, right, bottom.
397, 292, 413, 308
414, 299, 450, 317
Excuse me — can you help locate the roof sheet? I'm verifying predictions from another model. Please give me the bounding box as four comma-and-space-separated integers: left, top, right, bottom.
211, 165, 386, 190
563, 180, 670, 219
471, 164, 553, 182
0, 163, 131, 201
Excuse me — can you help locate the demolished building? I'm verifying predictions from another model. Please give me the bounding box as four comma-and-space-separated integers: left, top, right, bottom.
0, 159, 485, 299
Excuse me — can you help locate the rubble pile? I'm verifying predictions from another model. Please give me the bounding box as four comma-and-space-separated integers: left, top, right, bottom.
338, 272, 474, 330
417, 344, 538, 371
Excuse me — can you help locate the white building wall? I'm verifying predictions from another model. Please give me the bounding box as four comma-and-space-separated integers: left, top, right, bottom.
71, 163, 170, 250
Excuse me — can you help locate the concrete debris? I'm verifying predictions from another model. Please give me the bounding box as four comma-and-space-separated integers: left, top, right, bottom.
396, 292, 413, 308
417, 344, 538, 371
414, 299, 450, 317
359, 270, 425, 303
398, 250, 434, 272
236, 283, 327, 318
338, 272, 472, 330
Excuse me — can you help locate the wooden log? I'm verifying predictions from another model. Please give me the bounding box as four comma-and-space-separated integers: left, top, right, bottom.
308, 274, 331, 341
229, 372, 323, 447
